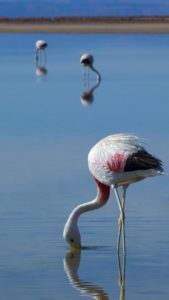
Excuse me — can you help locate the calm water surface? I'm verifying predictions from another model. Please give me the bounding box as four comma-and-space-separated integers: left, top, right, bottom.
0, 33, 169, 300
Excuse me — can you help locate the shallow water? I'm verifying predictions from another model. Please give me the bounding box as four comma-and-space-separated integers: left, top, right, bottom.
0, 33, 169, 299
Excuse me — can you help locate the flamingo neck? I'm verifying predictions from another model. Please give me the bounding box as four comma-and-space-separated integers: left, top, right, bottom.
68, 181, 110, 223
90, 65, 101, 81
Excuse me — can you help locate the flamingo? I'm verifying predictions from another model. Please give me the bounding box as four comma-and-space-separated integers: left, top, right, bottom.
35, 40, 48, 61
80, 53, 101, 81
63, 133, 163, 250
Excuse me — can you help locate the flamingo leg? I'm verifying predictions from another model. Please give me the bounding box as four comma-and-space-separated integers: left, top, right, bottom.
114, 187, 123, 252
121, 186, 128, 254
114, 187, 124, 224
35, 49, 39, 61
120, 187, 127, 255
87, 66, 90, 80
83, 67, 86, 80
114, 186, 127, 223
122, 186, 127, 211
121, 214, 126, 255
117, 216, 122, 251
117, 240, 126, 300
38, 50, 42, 65
44, 49, 47, 64
114, 186, 127, 253
116, 188, 127, 299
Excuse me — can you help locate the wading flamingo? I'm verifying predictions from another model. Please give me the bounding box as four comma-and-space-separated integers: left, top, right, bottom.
80, 53, 101, 81
35, 40, 48, 61
63, 133, 163, 250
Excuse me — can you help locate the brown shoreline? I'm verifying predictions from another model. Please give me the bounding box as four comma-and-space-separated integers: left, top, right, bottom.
1, 16, 169, 33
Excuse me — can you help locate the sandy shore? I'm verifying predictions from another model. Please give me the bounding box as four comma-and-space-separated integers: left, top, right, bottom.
1, 23, 169, 34
1, 17, 169, 33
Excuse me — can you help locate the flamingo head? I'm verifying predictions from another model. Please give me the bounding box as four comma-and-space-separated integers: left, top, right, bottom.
63, 218, 81, 250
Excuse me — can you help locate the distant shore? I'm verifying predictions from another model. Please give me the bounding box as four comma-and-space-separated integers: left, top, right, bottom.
1, 16, 169, 33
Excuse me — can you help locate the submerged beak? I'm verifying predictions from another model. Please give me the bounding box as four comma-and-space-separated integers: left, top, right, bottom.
70, 243, 81, 251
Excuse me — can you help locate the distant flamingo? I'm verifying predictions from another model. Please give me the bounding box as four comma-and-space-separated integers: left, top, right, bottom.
35, 40, 48, 61
80, 53, 101, 80
63, 133, 163, 250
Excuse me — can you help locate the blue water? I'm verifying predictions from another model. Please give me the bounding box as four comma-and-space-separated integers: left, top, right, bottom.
0, 33, 169, 299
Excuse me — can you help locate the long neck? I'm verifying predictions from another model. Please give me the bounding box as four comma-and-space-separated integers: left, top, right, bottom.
90, 65, 101, 81
69, 181, 110, 224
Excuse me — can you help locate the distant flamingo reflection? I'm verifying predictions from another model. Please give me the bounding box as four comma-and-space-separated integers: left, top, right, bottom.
35, 64, 48, 77
80, 77, 101, 106
35, 54, 48, 81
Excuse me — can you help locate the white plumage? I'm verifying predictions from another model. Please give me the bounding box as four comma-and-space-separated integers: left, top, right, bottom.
63, 133, 163, 250
88, 133, 162, 187
35, 40, 48, 61
80, 53, 101, 80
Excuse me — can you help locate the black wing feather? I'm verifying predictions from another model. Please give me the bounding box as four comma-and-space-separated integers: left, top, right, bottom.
81, 58, 91, 65
124, 150, 163, 172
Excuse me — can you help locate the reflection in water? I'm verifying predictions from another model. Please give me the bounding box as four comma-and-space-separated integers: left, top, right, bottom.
35, 59, 48, 82
64, 250, 109, 299
118, 251, 126, 300
64, 239, 126, 300
116, 192, 126, 299
117, 223, 126, 300
80, 78, 101, 106
35, 65, 48, 77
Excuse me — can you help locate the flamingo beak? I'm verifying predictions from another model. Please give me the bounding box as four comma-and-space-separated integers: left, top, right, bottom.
70, 243, 81, 251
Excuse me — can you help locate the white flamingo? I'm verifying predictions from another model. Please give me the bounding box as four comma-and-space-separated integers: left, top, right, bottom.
63, 133, 163, 251
80, 53, 101, 81
35, 40, 48, 61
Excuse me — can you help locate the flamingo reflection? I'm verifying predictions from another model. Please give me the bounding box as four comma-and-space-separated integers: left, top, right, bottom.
64, 250, 109, 299
64, 226, 126, 300
35, 59, 48, 82
80, 77, 101, 106
35, 65, 48, 77
117, 224, 126, 300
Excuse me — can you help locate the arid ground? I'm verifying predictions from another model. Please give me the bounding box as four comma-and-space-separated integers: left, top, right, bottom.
0, 16, 169, 33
